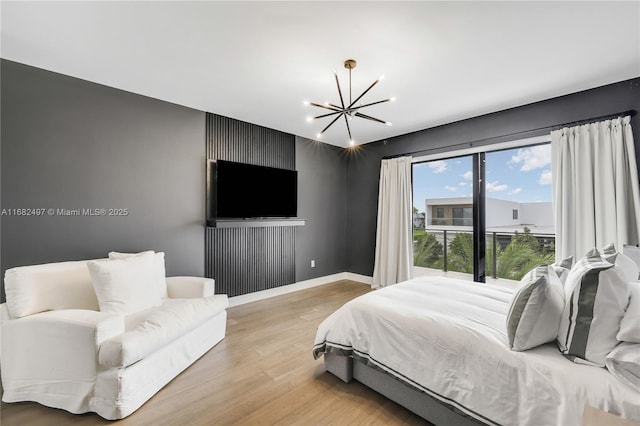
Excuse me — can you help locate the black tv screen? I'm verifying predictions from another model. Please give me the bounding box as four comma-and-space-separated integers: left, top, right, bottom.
209, 160, 298, 220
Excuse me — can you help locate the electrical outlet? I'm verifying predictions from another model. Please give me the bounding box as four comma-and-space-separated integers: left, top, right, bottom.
311, 260, 315, 268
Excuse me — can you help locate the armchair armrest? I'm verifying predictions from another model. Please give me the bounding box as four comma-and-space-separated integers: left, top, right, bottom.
1, 309, 124, 401
166, 276, 215, 298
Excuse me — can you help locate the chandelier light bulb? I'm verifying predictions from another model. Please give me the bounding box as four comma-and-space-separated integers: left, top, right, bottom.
303, 100, 310, 106
378, 74, 385, 81
306, 116, 313, 123
390, 97, 397, 102
350, 140, 355, 146
316, 133, 322, 139
386, 122, 393, 126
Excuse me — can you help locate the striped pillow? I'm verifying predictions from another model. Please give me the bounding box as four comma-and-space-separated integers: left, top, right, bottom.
552, 255, 573, 285
600, 243, 639, 283
507, 265, 565, 351
557, 248, 630, 366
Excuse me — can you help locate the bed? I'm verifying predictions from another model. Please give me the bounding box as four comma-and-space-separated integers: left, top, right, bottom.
312, 276, 640, 426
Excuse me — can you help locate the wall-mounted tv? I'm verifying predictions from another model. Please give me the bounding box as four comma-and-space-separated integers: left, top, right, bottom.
207, 160, 298, 222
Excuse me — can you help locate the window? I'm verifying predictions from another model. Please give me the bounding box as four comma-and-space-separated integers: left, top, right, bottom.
452, 207, 472, 226
412, 137, 554, 285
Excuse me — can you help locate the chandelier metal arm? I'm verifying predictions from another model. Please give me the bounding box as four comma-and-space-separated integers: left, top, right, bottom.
343, 114, 353, 141
354, 112, 387, 125
349, 99, 391, 111
348, 79, 380, 109
309, 102, 341, 112
313, 111, 343, 120
334, 72, 346, 109
320, 114, 343, 135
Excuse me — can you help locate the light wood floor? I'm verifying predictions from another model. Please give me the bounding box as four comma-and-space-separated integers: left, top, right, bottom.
1, 280, 430, 425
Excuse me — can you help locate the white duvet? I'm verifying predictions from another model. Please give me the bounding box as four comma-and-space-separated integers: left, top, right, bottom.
313, 276, 640, 426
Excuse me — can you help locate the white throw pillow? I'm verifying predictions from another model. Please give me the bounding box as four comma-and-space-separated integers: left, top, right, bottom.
622, 245, 640, 279
108, 251, 167, 299
506, 265, 565, 351
552, 255, 573, 285
557, 248, 630, 366
88, 252, 162, 314
601, 243, 639, 283
618, 281, 640, 343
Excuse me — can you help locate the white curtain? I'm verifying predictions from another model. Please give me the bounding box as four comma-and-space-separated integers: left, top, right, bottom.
372, 156, 413, 289
551, 116, 640, 260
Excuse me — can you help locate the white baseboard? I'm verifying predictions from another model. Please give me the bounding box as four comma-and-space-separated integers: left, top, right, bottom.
343, 272, 373, 285
227, 272, 373, 307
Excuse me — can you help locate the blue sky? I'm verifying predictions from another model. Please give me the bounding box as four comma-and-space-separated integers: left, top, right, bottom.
412, 144, 552, 212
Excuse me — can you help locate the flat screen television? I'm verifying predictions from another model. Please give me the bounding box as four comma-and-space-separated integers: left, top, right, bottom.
207, 160, 298, 222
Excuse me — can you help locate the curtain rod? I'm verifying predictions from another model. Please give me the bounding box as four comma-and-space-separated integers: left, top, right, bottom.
382, 109, 637, 160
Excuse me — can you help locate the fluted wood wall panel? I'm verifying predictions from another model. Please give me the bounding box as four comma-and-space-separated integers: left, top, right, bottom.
205, 227, 295, 297
205, 113, 297, 296
206, 113, 295, 170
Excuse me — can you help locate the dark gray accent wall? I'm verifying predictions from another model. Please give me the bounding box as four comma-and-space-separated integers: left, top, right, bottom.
295, 137, 347, 281
346, 77, 640, 276
205, 114, 298, 295
206, 227, 295, 297
207, 113, 295, 170
1, 60, 206, 299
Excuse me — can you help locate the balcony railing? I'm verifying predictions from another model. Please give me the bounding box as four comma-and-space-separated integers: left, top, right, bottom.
413, 228, 556, 281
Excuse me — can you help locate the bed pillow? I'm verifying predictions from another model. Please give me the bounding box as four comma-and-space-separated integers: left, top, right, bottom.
506, 265, 565, 351
552, 255, 573, 285
109, 250, 168, 299
622, 245, 640, 279
618, 281, 640, 343
557, 248, 630, 366
88, 252, 162, 314
600, 243, 639, 283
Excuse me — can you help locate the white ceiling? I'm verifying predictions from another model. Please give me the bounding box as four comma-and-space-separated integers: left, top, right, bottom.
2, 1, 639, 148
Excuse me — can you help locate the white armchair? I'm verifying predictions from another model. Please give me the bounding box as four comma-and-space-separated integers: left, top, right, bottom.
1, 253, 228, 420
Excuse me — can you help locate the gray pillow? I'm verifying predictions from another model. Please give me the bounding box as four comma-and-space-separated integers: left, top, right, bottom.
507, 265, 565, 351
557, 248, 630, 366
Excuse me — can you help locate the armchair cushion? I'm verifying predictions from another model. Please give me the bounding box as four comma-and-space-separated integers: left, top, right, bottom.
4, 260, 100, 318
166, 276, 215, 298
99, 295, 228, 367
88, 252, 162, 315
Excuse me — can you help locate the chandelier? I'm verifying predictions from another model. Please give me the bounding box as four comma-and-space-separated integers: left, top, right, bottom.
305, 59, 394, 145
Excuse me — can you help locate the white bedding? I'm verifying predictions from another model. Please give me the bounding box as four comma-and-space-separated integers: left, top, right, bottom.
313, 276, 640, 426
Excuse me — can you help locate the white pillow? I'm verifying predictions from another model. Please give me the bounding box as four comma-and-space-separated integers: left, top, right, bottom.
557, 248, 630, 366
601, 243, 639, 283
622, 245, 640, 279
108, 251, 167, 299
506, 265, 565, 351
552, 255, 573, 285
618, 281, 640, 343
88, 252, 162, 314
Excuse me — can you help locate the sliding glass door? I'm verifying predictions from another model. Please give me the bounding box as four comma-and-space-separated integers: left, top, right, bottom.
412, 141, 554, 286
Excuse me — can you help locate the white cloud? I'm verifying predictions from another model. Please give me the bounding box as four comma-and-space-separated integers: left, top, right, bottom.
461, 171, 472, 180
486, 180, 508, 192
509, 187, 522, 195
444, 185, 458, 192
538, 170, 552, 185
429, 160, 448, 174
509, 145, 551, 171
459, 182, 467, 186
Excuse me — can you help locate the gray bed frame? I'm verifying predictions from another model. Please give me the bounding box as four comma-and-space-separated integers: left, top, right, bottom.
324, 352, 488, 426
